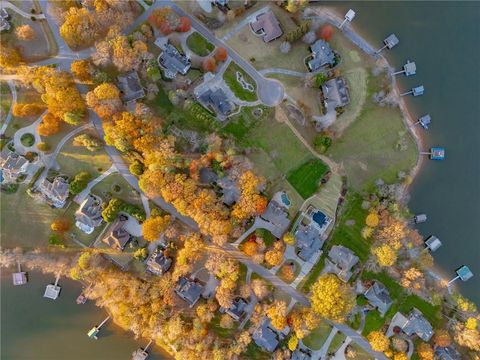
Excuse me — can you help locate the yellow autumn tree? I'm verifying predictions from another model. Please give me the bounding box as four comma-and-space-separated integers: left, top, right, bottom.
288, 335, 298, 351
367, 331, 390, 352
142, 215, 171, 242
310, 274, 355, 322
266, 300, 288, 330
283, 233, 295, 246
417, 343, 434, 360
465, 317, 478, 330
366, 213, 380, 227
372, 244, 397, 267
394, 352, 408, 360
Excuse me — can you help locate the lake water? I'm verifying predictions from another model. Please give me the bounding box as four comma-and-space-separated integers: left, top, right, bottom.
325, 1, 480, 304
1, 271, 169, 360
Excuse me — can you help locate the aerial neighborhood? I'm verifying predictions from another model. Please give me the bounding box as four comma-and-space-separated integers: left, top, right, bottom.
0, 1, 478, 360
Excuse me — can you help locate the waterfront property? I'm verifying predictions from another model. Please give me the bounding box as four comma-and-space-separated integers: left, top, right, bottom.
413, 213, 427, 224
387, 308, 434, 341
376, 33, 399, 53
424, 235, 442, 252
323, 245, 359, 282
146, 246, 172, 276
0, 149, 29, 183
417, 114, 432, 130
321, 77, 350, 113
101, 215, 131, 251
158, 43, 191, 79
43, 275, 61, 300
175, 276, 204, 307
117, 71, 145, 105
393, 60, 417, 76
37, 176, 70, 208
364, 281, 393, 316
401, 85, 425, 97
307, 39, 335, 71
260, 197, 291, 238
250, 11, 283, 43
75, 194, 103, 234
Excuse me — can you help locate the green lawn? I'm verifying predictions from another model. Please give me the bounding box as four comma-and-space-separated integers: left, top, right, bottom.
255, 228, 277, 246
302, 321, 333, 350
0, 82, 12, 123
208, 313, 237, 338
186, 32, 214, 56
362, 310, 385, 335
327, 332, 346, 354
242, 342, 270, 360
90, 173, 143, 207
223, 61, 257, 102
286, 158, 329, 199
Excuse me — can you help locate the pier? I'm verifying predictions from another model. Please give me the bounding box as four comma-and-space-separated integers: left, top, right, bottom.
12, 262, 27, 286
43, 274, 61, 300
393, 60, 416, 76
87, 315, 111, 340
415, 114, 431, 130
132, 340, 153, 360
420, 147, 445, 160
413, 213, 427, 224
400, 85, 424, 97
448, 265, 474, 288
424, 235, 442, 252
339, 9, 356, 29
376, 33, 399, 53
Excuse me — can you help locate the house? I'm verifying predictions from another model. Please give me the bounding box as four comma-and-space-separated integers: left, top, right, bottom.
0, 151, 29, 183
38, 176, 70, 208
260, 199, 290, 238
224, 297, 248, 321
117, 71, 145, 104
321, 77, 350, 112
199, 167, 218, 185
250, 11, 283, 43
364, 281, 393, 316
402, 308, 434, 341
252, 319, 280, 352
291, 347, 312, 360
102, 215, 131, 251
75, 194, 103, 234
198, 88, 233, 119
0, 9, 10, 32
323, 245, 359, 282
146, 246, 172, 276
217, 175, 240, 206
175, 277, 204, 306
307, 39, 335, 71
295, 223, 324, 261
435, 346, 462, 360
158, 44, 191, 79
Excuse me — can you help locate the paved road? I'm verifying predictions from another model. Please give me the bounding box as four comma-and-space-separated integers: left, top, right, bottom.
0, 80, 17, 136
0, 1, 45, 19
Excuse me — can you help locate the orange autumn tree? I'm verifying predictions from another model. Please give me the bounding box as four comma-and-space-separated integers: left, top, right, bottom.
231, 170, 267, 221
176, 17, 191, 32
51, 218, 70, 232
12, 103, 45, 117
38, 112, 62, 136
148, 7, 178, 35
142, 215, 171, 242
202, 57, 217, 72
214, 47, 228, 62
86, 83, 123, 119
318, 24, 334, 41
71, 59, 93, 82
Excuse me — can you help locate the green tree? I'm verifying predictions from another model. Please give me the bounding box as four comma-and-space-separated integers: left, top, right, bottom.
133, 247, 148, 260
69, 171, 92, 194
129, 160, 144, 176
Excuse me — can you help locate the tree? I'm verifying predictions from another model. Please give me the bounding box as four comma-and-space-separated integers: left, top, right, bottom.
400, 267, 425, 290
313, 73, 328, 88
86, 83, 123, 119
366, 213, 380, 227
142, 215, 171, 241
453, 322, 480, 351
372, 244, 397, 267
214, 47, 228, 62
465, 317, 478, 330
242, 240, 258, 256
285, 0, 308, 13
37, 142, 50, 152
148, 7, 178, 35
265, 241, 285, 267
71, 60, 93, 82
310, 274, 355, 322
266, 300, 288, 330
367, 331, 390, 352
176, 17, 191, 32
250, 278, 270, 300
279, 41, 291, 54
51, 217, 70, 232
129, 160, 145, 176
133, 247, 148, 260
288, 335, 298, 351
219, 314, 234, 329
101, 198, 124, 222
73, 133, 103, 151
69, 171, 92, 195
433, 329, 452, 347
202, 57, 217, 72
0, 43, 23, 68
63, 112, 83, 125
283, 233, 295, 246
12, 103, 45, 117
394, 353, 408, 360
60, 7, 99, 48
15, 25, 36, 41
38, 112, 61, 136
302, 31, 317, 44
318, 24, 334, 41
417, 343, 434, 360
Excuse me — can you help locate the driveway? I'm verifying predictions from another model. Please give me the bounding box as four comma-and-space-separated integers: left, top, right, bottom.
0, 80, 17, 136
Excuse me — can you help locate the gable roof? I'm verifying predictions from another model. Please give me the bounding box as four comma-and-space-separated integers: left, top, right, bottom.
217, 176, 241, 206
102, 216, 130, 251
322, 77, 350, 109
159, 44, 191, 79
117, 71, 145, 103
402, 308, 434, 341
295, 223, 324, 261
75, 195, 103, 232
175, 277, 204, 306
38, 177, 69, 207
146, 247, 172, 275
260, 200, 290, 238
308, 39, 335, 71
250, 11, 283, 43
324, 245, 359, 282
199, 88, 233, 117
0, 152, 28, 178
226, 297, 248, 320
364, 281, 392, 316
252, 319, 279, 352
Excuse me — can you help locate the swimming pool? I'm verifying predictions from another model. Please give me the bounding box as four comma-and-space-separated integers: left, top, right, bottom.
312, 211, 327, 227
280, 192, 290, 206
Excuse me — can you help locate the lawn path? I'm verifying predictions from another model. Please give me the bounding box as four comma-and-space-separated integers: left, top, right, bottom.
0, 1, 46, 19
74, 164, 118, 205
0, 80, 17, 136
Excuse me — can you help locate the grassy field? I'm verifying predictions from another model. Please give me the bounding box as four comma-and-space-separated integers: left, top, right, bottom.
302, 321, 333, 350
305, 172, 343, 219
0, 82, 12, 124
186, 32, 214, 56
286, 158, 329, 199
56, 129, 112, 179
362, 310, 385, 335
90, 173, 143, 207
223, 61, 258, 102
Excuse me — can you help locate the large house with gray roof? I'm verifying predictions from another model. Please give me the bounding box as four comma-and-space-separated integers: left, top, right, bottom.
75, 194, 103, 234
102, 215, 131, 251
117, 71, 145, 104
323, 245, 359, 282
158, 44, 191, 79
294, 223, 324, 261
435, 346, 462, 360
223, 297, 248, 321
250, 11, 283, 43
175, 276, 204, 307
198, 88, 233, 120
252, 319, 280, 352
308, 39, 335, 71
322, 77, 350, 112
217, 175, 241, 206
0, 150, 29, 183
260, 199, 290, 238
291, 347, 312, 360
146, 246, 172, 276
364, 281, 393, 316
38, 176, 70, 208
389, 308, 434, 342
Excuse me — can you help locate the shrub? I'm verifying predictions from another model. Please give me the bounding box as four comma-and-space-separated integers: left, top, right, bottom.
69, 171, 91, 195
20, 133, 35, 147
129, 160, 144, 176
313, 134, 332, 153
37, 142, 50, 152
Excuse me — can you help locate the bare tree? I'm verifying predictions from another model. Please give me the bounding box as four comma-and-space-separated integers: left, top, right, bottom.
302, 31, 317, 45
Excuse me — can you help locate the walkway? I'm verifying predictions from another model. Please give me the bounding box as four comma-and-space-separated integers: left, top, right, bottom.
74, 164, 117, 204
232, 217, 276, 246
0, 80, 17, 136
331, 336, 352, 360
220, 5, 270, 42
0, 1, 46, 19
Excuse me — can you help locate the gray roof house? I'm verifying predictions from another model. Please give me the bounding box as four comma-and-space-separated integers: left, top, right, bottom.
291, 347, 312, 360
102, 215, 131, 251
308, 39, 335, 71
146, 247, 172, 276
75, 194, 103, 234
434, 346, 462, 360
295, 223, 324, 261
401, 308, 434, 341
321, 77, 350, 111
217, 176, 240, 206
0, 9, 10, 32
364, 281, 392, 316
158, 44, 191, 79
224, 297, 248, 321
0, 151, 29, 183
260, 200, 290, 238
175, 277, 204, 307
324, 245, 359, 282
198, 88, 233, 119
252, 319, 280, 353
38, 176, 70, 208
117, 71, 145, 103
250, 11, 283, 43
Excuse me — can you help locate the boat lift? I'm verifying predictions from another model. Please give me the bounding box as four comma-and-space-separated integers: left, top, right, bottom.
401, 85, 424, 97
414, 114, 432, 130
12, 262, 27, 286
43, 274, 61, 300
393, 60, 416, 76
339, 9, 356, 29
420, 147, 445, 160
413, 214, 427, 224
88, 315, 111, 340
376, 34, 399, 53
132, 340, 153, 360
448, 265, 474, 287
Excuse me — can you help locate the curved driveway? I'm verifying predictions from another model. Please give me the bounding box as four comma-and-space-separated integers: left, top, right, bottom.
0, 80, 17, 136
0, 1, 46, 19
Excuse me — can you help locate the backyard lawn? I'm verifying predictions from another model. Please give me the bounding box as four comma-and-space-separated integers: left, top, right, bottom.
186, 32, 214, 56
90, 173, 143, 207
327, 332, 346, 354
0, 82, 12, 123
223, 61, 258, 102
286, 158, 329, 199
302, 320, 333, 350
